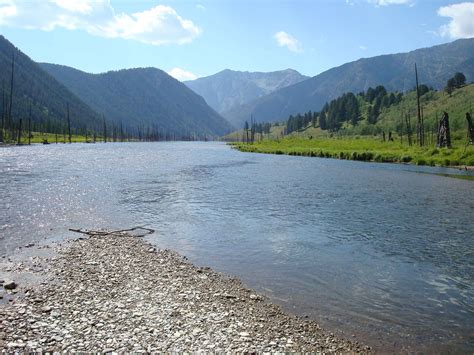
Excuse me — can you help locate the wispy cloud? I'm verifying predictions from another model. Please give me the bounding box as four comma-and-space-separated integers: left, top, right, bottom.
196, 4, 206, 11
359, 45, 368, 50
274, 31, 302, 53
0, 0, 202, 45
368, 0, 413, 6
438, 2, 474, 39
168, 67, 198, 81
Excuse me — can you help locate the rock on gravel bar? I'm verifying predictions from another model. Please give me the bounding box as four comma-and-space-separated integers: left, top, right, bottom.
0, 232, 368, 352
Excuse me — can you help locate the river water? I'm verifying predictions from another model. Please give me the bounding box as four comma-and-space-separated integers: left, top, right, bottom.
1, 142, 473, 351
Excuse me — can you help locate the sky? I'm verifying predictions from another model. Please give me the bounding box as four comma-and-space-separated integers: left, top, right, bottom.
0, 0, 473, 80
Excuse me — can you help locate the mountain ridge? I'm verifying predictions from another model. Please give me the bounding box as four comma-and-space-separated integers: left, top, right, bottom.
0, 35, 102, 133
221, 38, 474, 128
40, 63, 233, 137
184, 68, 308, 114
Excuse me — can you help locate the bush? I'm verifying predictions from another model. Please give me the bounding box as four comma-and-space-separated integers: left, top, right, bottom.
374, 154, 383, 162
444, 159, 451, 166
383, 156, 396, 163
400, 155, 413, 163
417, 159, 426, 166
430, 149, 439, 156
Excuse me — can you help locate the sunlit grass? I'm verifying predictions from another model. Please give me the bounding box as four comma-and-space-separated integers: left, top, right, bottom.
231, 136, 474, 167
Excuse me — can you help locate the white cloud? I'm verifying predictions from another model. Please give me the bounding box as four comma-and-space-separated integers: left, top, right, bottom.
196, 4, 206, 11
0, 0, 201, 45
359, 45, 368, 50
438, 2, 474, 39
168, 67, 198, 81
274, 31, 302, 53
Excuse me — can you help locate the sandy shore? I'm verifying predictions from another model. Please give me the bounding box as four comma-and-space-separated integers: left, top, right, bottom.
0, 231, 367, 352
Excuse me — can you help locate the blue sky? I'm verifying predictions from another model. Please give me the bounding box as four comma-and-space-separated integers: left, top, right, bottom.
0, 0, 473, 80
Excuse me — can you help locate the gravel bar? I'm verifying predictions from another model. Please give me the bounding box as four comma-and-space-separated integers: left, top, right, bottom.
0, 232, 368, 352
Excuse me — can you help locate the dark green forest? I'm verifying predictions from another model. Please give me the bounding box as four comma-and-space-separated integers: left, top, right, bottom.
285, 85, 405, 134
40, 64, 233, 138
0, 35, 232, 143
0, 35, 103, 142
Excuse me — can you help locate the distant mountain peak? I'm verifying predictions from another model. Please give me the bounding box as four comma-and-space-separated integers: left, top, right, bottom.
221, 38, 474, 129
184, 68, 309, 114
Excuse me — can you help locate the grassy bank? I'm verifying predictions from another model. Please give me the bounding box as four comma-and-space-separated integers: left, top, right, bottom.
231, 136, 474, 167
1, 132, 108, 144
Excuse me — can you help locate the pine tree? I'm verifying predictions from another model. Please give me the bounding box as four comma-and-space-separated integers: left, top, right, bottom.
319, 111, 327, 130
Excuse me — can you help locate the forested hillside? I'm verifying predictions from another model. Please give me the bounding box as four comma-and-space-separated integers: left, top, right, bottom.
224, 38, 474, 128
41, 64, 233, 138
227, 76, 473, 144
0, 35, 102, 140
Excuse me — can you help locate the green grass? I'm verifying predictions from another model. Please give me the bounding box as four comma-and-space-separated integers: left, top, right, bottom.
342, 84, 474, 136
231, 136, 474, 167
228, 84, 474, 168
220, 125, 286, 142
2, 131, 105, 144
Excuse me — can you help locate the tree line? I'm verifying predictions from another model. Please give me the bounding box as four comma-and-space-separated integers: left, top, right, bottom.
284, 85, 404, 134
242, 68, 470, 149
0, 52, 210, 144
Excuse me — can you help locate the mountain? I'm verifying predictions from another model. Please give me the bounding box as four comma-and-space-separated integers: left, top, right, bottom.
0, 35, 101, 132
184, 69, 308, 113
40, 64, 233, 137
223, 38, 474, 129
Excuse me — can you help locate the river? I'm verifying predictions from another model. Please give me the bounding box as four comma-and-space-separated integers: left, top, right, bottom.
1, 142, 473, 351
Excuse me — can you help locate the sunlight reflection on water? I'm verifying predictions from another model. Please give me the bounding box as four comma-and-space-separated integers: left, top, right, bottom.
0, 142, 473, 351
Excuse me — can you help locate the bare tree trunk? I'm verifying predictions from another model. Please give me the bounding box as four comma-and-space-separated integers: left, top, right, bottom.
67, 103, 72, 143
103, 115, 107, 143
405, 113, 412, 146
8, 53, 14, 142
0, 80, 4, 143
420, 106, 425, 146
400, 114, 403, 144
415, 63, 423, 147
28, 101, 32, 145
17, 118, 22, 145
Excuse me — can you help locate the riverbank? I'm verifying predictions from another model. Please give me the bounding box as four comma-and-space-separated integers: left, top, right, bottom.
0, 230, 365, 352
231, 137, 474, 170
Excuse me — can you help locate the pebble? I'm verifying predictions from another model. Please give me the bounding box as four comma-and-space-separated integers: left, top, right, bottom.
0, 232, 362, 352
3, 280, 17, 290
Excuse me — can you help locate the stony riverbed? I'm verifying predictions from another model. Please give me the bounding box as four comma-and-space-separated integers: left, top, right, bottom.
0, 231, 367, 352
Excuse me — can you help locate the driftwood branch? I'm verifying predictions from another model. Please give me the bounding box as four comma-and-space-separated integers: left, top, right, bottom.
69, 226, 155, 238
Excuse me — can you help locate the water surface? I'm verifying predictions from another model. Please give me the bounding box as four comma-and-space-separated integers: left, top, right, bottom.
0, 142, 473, 351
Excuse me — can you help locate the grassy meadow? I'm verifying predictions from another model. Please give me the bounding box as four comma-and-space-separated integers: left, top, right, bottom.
231, 135, 474, 167
230, 84, 474, 168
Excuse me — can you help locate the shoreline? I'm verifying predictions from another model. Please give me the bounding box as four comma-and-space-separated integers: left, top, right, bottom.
231, 143, 474, 174
0, 230, 367, 352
